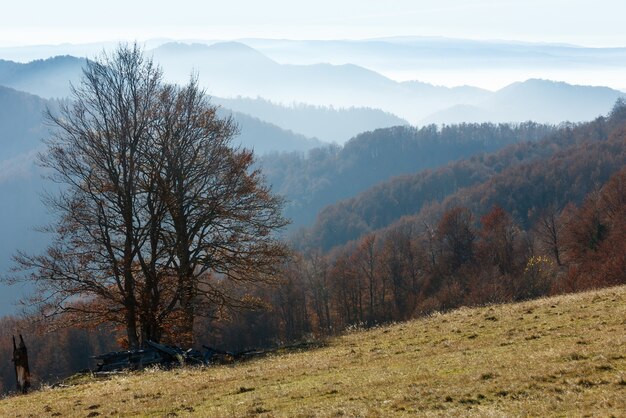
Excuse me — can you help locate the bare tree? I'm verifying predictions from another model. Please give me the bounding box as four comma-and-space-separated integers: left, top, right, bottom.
303, 251, 333, 332
153, 79, 289, 345
534, 205, 564, 267
10, 44, 288, 348
11, 44, 162, 348
437, 206, 476, 273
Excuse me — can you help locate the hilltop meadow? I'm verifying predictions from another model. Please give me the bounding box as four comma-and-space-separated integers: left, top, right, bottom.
0, 285, 624, 417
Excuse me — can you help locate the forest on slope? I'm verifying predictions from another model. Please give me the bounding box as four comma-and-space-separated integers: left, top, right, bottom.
264, 102, 626, 338
261, 122, 556, 228
300, 103, 626, 250
199, 102, 626, 345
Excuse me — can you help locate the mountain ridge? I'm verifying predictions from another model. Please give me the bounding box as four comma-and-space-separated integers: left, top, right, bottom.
1, 44, 623, 125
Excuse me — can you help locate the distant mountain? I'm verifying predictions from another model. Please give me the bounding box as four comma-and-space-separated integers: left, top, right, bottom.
4, 37, 626, 89
481, 79, 624, 122
222, 109, 324, 153
0, 40, 170, 63
1, 45, 623, 126
151, 42, 622, 125
244, 36, 626, 67
150, 42, 491, 122
214, 97, 408, 144
423, 80, 625, 124
243, 37, 626, 90
152, 42, 280, 96
0, 55, 84, 99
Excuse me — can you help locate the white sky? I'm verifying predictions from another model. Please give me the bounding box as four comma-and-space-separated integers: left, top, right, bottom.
1, 0, 625, 47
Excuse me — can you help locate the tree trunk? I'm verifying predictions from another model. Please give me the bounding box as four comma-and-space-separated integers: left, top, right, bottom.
178, 274, 196, 347
125, 296, 140, 349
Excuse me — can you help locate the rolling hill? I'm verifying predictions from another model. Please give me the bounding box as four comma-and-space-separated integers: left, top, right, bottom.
225, 109, 324, 153
0, 56, 84, 99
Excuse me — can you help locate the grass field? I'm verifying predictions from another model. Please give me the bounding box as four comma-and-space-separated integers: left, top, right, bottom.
1, 286, 624, 417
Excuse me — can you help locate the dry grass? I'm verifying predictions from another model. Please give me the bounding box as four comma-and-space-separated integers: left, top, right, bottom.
1, 286, 625, 417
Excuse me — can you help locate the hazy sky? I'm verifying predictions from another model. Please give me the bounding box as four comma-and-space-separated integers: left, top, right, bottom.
2, 0, 625, 47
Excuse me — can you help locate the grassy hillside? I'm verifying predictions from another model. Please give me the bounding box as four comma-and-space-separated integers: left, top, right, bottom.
1, 286, 624, 417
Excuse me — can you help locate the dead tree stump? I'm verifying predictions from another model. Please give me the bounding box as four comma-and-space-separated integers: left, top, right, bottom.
12, 335, 31, 394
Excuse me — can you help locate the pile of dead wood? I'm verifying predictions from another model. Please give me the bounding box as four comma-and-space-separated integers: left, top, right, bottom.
93, 340, 205, 373
93, 339, 326, 374
6, 336, 326, 393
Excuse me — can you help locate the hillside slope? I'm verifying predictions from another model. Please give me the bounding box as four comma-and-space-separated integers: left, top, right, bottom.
302, 106, 626, 250
262, 122, 555, 229
0, 85, 51, 158
0, 56, 84, 99
213, 96, 409, 144
1, 286, 624, 417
